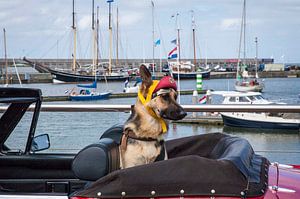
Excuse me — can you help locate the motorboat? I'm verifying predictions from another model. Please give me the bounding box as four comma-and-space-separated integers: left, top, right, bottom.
123, 78, 141, 93
211, 91, 300, 130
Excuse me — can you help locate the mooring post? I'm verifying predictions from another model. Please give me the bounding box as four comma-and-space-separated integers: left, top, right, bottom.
192, 90, 198, 118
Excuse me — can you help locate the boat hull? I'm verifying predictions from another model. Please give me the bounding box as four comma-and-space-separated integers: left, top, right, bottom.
235, 84, 263, 92
172, 71, 210, 79
221, 113, 300, 130
70, 92, 111, 101
49, 69, 128, 82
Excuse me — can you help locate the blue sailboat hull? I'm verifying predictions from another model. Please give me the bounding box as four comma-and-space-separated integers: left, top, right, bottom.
70, 92, 111, 101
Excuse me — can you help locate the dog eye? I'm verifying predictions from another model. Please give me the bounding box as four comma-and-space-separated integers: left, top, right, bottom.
161, 94, 169, 101
174, 94, 178, 100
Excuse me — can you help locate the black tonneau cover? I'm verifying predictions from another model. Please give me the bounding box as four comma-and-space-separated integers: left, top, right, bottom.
73, 133, 269, 198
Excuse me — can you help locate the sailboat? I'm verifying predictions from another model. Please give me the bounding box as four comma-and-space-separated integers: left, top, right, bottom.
24, 0, 128, 83
235, 0, 264, 92
68, 0, 111, 101
69, 80, 111, 101
168, 12, 210, 80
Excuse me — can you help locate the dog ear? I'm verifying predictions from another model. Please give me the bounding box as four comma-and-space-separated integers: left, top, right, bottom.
140, 64, 153, 89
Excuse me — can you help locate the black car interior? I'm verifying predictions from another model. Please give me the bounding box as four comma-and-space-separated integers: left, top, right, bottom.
0, 88, 86, 194
0, 87, 270, 198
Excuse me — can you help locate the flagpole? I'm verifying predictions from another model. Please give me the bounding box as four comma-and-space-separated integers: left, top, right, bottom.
176, 13, 181, 104
151, 1, 155, 75
159, 44, 162, 72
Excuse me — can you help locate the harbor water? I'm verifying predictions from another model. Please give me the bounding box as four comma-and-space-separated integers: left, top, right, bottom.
8, 77, 300, 164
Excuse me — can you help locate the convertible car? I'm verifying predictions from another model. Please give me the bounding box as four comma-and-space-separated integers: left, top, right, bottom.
0, 87, 299, 199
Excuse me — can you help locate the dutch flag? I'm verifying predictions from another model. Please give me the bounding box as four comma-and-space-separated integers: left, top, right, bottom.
168, 46, 178, 59
199, 95, 207, 104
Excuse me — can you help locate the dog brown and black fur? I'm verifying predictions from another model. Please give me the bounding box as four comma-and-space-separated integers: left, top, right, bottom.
120, 65, 186, 169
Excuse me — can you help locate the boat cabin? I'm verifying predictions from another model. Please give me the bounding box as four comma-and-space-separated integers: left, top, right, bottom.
211, 91, 272, 105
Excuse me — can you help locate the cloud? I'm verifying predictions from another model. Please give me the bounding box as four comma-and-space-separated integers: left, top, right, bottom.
1, 0, 300, 62
78, 15, 91, 30
220, 18, 240, 30
120, 12, 144, 27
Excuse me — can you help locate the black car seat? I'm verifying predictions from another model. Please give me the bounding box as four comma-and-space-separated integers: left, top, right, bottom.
72, 125, 123, 181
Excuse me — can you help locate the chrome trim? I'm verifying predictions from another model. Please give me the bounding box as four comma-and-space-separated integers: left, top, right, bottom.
269, 186, 296, 193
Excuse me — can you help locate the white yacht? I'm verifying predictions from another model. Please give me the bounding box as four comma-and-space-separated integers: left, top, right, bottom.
211, 91, 300, 130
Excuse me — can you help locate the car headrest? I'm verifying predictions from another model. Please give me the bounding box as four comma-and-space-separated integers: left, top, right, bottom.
100, 124, 124, 145
72, 138, 120, 181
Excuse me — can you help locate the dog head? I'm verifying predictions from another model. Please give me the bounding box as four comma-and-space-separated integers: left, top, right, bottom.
139, 65, 187, 121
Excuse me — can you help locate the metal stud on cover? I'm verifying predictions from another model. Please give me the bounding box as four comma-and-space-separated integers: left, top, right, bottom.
240, 191, 246, 199
210, 189, 215, 199
180, 189, 184, 199
121, 191, 126, 197
150, 190, 156, 199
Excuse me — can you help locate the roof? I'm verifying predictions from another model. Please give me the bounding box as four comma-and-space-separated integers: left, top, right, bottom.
0, 87, 42, 100
210, 91, 262, 97
0, 87, 42, 151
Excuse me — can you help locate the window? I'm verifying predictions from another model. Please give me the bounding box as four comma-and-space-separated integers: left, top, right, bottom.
4, 111, 33, 153
248, 96, 256, 101
239, 97, 250, 102
229, 97, 236, 102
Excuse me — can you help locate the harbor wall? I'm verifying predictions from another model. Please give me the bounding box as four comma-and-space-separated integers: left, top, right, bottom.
1, 70, 299, 84
1, 58, 274, 70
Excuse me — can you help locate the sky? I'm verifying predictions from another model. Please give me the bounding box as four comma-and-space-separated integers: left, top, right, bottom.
0, 0, 300, 63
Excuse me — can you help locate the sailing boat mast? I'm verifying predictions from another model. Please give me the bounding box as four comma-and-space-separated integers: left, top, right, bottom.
3, 28, 8, 85
236, 0, 246, 80
96, 6, 100, 66
72, 0, 77, 72
255, 37, 258, 78
243, 0, 246, 65
191, 10, 196, 70
116, 7, 119, 67
92, 0, 96, 75
107, 0, 114, 75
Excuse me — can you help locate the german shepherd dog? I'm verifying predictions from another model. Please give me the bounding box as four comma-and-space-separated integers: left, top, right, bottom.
120, 65, 187, 169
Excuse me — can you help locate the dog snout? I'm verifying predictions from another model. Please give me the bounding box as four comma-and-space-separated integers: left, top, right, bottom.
171, 108, 187, 120
178, 109, 187, 119
162, 107, 187, 120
